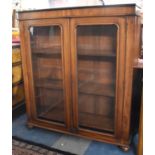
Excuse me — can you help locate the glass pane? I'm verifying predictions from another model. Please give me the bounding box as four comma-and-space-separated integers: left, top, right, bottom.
29, 26, 65, 124
77, 25, 117, 133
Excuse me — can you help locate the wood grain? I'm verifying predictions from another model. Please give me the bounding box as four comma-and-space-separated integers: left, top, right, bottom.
18, 5, 142, 149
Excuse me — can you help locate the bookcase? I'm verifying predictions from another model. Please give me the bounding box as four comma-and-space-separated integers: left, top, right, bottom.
18, 4, 141, 150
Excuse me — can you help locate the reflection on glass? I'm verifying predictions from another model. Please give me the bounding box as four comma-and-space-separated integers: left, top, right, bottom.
30, 26, 65, 124
77, 25, 117, 133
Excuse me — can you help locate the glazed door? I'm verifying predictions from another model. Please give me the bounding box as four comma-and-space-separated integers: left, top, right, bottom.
71, 17, 126, 138
23, 19, 71, 130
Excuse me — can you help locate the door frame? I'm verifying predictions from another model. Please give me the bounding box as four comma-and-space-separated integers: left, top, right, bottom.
19, 18, 71, 131
70, 17, 126, 140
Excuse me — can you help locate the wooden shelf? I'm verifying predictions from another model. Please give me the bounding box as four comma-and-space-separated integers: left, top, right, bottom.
78, 67, 115, 76
35, 78, 63, 90
38, 65, 62, 70
31, 46, 61, 55
78, 48, 116, 57
78, 55, 116, 62
79, 82, 115, 97
79, 112, 114, 133
39, 101, 65, 124
35, 66, 62, 80
39, 103, 114, 132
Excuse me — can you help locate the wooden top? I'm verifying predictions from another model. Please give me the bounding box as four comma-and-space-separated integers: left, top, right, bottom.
18, 4, 142, 21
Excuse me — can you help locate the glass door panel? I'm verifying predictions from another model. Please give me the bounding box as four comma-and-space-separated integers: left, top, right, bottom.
29, 26, 65, 124
77, 25, 117, 133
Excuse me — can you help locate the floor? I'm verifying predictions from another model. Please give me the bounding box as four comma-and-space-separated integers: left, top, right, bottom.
12, 114, 138, 155
12, 139, 64, 155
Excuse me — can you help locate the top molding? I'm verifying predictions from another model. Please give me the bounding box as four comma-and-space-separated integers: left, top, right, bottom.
18, 4, 142, 20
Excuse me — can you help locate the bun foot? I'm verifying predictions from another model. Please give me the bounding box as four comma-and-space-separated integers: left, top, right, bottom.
119, 145, 130, 152
27, 123, 34, 129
